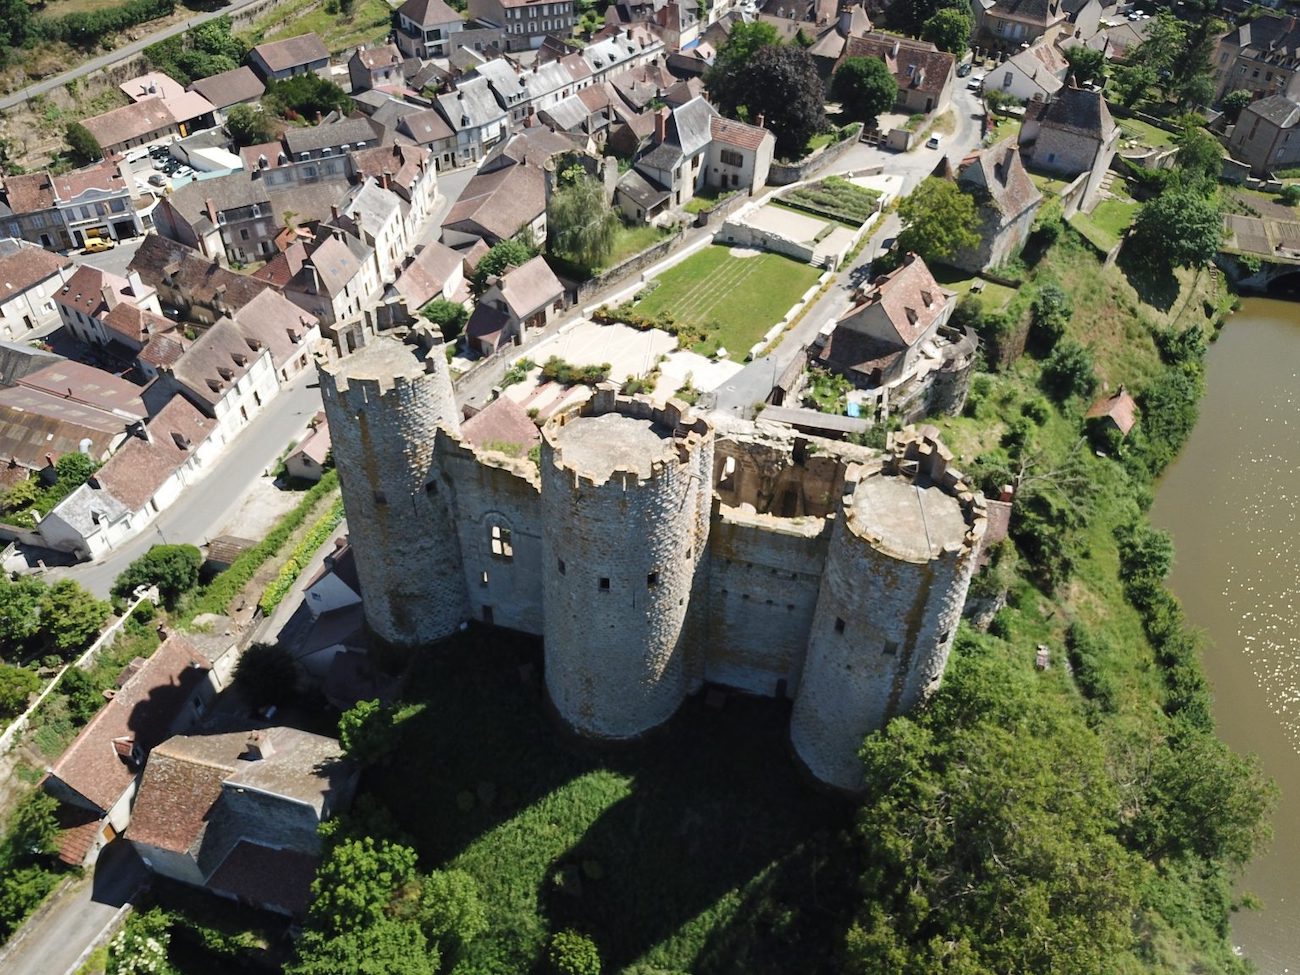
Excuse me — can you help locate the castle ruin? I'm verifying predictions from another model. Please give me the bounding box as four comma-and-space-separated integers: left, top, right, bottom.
319, 330, 987, 791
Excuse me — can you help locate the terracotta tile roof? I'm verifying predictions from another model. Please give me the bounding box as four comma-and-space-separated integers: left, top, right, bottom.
709, 115, 770, 152
2, 172, 58, 213
93, 395, 214, 511
817, 327, 904, 378
81, 97, 175, 148
838, 253, 953, 346
188, 66, 265, 110
50, 159, 130, 202
169, 317, 265, 408
205, 534, 257, 566
19, 360, 147, 418
139, 331, 190, 369
355, 43, 402, 70
130, 232, 273, 312
291, 422, 330, 465
349, 142, 430, 199
55, 804, 106, 866
252, 239, 309, 289
47, 634, 212, 812
395, 0, 461, 27
102, 302, 173, 347
0, 243, 69, 302
462, 395, 541, 454
231, 288, 319, 370
393, 241, 463, 309
0, 390, 126, 468
127, 731, 250, 855
986, 0, 1065, 26
53, 265, 129, 320
842, 32, 954, 99
252, 34, 330, 74
206, 842, 318, 917
1086, 387, 1138, 434
959, 139, 1042, 217
396, 108, 455, 145
496, 255, 562, 320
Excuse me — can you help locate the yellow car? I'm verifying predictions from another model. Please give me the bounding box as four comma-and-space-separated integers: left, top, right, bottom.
83, 238, 115, 254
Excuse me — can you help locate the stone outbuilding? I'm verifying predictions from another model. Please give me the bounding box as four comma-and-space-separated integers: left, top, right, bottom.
951, 139, 1043, 272
1019, 84, 1118, 212
1086, 386, 1138, 437
465, 255, 564, 356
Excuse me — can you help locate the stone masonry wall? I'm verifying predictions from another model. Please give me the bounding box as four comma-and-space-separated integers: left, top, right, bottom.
540, 394, 713, 739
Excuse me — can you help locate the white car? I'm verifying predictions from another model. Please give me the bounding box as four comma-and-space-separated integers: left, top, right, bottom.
967, 72, 985, 91
926, 135, 942, 150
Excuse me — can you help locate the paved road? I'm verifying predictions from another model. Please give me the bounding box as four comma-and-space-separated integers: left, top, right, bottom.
0, 842, 146, 975
0, 0, 273, 112
43, 370, 323, 597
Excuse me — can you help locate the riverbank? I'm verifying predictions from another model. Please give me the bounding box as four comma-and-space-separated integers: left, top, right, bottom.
1152, 298, 1300, 974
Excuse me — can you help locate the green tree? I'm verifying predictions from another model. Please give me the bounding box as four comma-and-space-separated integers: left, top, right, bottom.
38, 580, 109, 656
54, 452, 96, 487
0, 573, 45, 649
1174, 124, 1223, 184
1110, 64, 1156, 109
890, 0, 969, 35
1130, 187, 1224, 268
895, 177, 980, 265
307, 837, 419, 936
289, 920, 436, 975
232, 642, 296, 709
112, 544, 202, 605
1030, 279, 1072, 351
470, 237, 538, 294
226, 103, 276, 147
831, 57, 899, 125
1040, 339, 1097, 402
420, 298, 469, 342
0, 664, 40, 718
548, 176, 619, 272
419, 869, 488, 962
2, 792, 59, 865
65, 122, 102, 165
549, 930, 601, 975
1064, 45, 1106, 86
337, 698, 423, 766
1133, 11, 1223, 106
265, 75, 350, 120
728, 45, 826, 159
58, 666, 107, 724
1220, 88, 1253, 122
921, 7, 972, 56
705, 20, 781, 114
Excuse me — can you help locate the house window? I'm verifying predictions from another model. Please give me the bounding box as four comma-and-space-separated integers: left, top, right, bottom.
719, 148, 743, 167
1003, 72, 1013, 88
647, 571, 659, 587
598, 577, 610, 591
883, 641, 898, 656
373, 490, 387, 505
489, 523, 513, 560
480, 570, 489, 586
557, 558, 565, 574
834, 617, 845, 634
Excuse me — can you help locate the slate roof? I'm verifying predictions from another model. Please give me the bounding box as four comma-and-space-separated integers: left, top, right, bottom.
392, 241, 463, 308
444, 164, 546, 243
669, 96, 715, 156
396, 0, 462, 26
92, 395, 215, 511
1245, 94, 1300, 129
1226, 11, 1300, 60
959, 139, 1042, 217
0, 241, 68, 302
283, 117, 384, 157
616, 167, 669, 208
436, 76, 507, 132
842, 33, 954, 99
46, 634, 212, 812
81, 98, 174, 148
1039, 85, 1115, 140
188, 67, 265, 110
542, 95, 591, 132
251, 34, 330, 74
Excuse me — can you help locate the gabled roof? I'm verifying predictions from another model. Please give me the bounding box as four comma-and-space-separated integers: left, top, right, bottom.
494, 255, 563, 319
444, 164, 546, 243
91, 395, 215, 512
837, 253, 953, 347
436, 76, 507, 133
129, 235, 271, 312
1244, 94, 1300, 129
396, 0, 461, 26
139, 331, 190, 369
710, 115, 770, 152
283, 116, 383, 157
392, 241, 463, 308
287, 234, 366, 298
986, 0, 1066, 26
1039, 85, 1115, 140
2, 173, 58, 214
102, 301, 173, 347
188, 67, 265, 110
616, 167, 669, 208
669, 96, 714, 156
231, 289, 320, 370
46, 634, 212, 812
396, 107, 455, 145
1003, 42, 1068, 95
1086, 387, 1138, 434
206, 842, 319, 917
0, 240, 68, 302
841, 32, 955, 98
461, 395, 541, 454
958, 138, 1042, 217
352, 43, 402, 71
18, 360, 148, 418
169, 317, 265, 408
251, 34, 330, 74
81, 98, 175, 147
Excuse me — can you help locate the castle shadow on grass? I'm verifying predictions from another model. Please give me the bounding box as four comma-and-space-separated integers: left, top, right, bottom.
365, 626, 854, 974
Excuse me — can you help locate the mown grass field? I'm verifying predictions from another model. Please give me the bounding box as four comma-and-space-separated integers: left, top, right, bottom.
634, 245, 821, 357
367, 630, 851, 975
1070, 197, 1139, 251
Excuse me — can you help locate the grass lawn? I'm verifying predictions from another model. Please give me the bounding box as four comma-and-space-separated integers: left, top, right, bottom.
930, 265, 1017, 311
683, 187, 737, 215
605, 223, 669, 265
1070, 198, 1138, 252
267, 0, 391, 51
634, 245, 821, 357
1027, 171, 1072, 196
1117, 117, 1176, 149
367, 630, 851, 975
987, 115, 1020, 144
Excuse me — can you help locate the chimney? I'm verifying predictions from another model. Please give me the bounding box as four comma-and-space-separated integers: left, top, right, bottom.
380, 169, 391, 190
101, 284, 119, 311
127, 269, 145, 297
244, 732, 274, 761
654, 106, 668, 143
330, 203, 340, 221
756, 113, 765, 128
891, 39, 900, 58
205, 197, 218, 226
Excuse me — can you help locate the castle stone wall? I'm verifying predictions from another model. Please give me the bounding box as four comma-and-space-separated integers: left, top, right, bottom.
704, 507, 828, 697
791, 432, 985, 790
317, 331, 469, 646
540, 392, 714, 739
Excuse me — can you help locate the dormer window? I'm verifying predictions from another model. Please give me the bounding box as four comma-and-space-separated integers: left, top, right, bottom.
232, 352, 248, 366
218, 366, 234, 380
207, 378, 223, 392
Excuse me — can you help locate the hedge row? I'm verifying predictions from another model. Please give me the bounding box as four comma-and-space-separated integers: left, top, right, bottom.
185, 470, 339, 621
258, 498, 345, 615
37, 0, 176, 48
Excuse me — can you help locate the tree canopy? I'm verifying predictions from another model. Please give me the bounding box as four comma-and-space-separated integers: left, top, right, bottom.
1131, 186, 1224, 268
704, 20, 780, 113
832, 57, 899, 125
112, 544, 202, 606
729, 45, 827, 159
65, 123, 102, 165
420, 298, 470, 342
895, 177, 980, 265
548, 175, 620, 272
1064, 45, 1106, 87
921, 7, 972, 56
265, 74, 350, 120
226, 104, 276, 147
1132, 10, 1224, 107
469, 237, 538, 295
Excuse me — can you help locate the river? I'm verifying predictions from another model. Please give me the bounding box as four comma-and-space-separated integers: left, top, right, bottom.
1150, 296, 1300, 974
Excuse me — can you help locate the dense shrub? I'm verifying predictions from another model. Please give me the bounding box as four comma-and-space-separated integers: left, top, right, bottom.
258, 499, 345, 614
1040, 340, 1097, 402
540, 357, 611, 387
548, 930, 601, 975
113, 544, 202, 606
38, 0, 175, 48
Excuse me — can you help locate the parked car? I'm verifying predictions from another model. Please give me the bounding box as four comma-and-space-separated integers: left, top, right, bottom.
957, 61, 972, 78
147, 172, 168, 187
967, 73, 985, 92
83, 238, 115, 254
926, 135, 942, 150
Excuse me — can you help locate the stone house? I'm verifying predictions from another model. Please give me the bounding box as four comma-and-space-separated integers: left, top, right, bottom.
990, 41, 1068, 104
53, 266, 161, 350
283, 116, 385, 163
41, 396, 219, 559
1228, 94, 1300, 175
0, 172, 75, 250
187, 67, 265, 124
0, 240, 71, 340
950, 139, 1043, 272
80, 99, 181, 157
348, 44, 407, 93
441, 160, 548, 246
838, 33, 955, 117
126, 728, 356, 917
394, 0, 466, 58
390, 107, 460, 171
470, 0, 576, 51
127, 235, 273, 327
465, 254, 563, 354
706, 115, 774, 194
632, 96, 715, 207
817, 253, 956, 389
335, 178, 411, 285
282, 232, 381, 352
115, 72, 217, 137
49, 159, 147, 247
1213, 13, 1300, 103
978, 0, 1067, 51
287, 420, 331, 482
248, 34, 331, 81
230, 288, 322, 383
350, 143, 440, 229
435, 76, 511, 166
41, 633, 216, 866
1020, 84, 1118, 211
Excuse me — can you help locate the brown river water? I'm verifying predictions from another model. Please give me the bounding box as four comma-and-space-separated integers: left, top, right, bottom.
1150, 296, 1300, 974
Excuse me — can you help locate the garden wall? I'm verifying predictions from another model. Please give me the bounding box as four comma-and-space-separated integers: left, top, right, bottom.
767, 125, 862, 186
693, 189, 752, 228
571, 229, 684, 304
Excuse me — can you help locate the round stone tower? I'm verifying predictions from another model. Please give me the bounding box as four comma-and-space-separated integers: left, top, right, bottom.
540, 389, 713, 739
317, 329, 469, 646
791, 428, 986, 791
